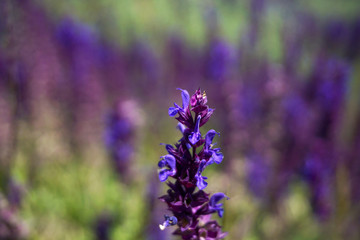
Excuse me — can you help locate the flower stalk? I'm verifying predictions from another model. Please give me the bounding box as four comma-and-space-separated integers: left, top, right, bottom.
157, 88, 228, 240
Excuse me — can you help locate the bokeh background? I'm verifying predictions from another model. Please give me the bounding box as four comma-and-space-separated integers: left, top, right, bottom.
1, 0, 360, 239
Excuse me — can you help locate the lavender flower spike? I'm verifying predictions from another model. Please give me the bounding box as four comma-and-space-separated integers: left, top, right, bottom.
158, 88, 229, 239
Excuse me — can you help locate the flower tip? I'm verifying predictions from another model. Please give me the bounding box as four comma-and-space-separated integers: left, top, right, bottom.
159, 224, 166, 231
159, 215, 177, 230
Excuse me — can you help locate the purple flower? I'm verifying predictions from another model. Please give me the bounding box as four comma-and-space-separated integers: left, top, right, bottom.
188, 115, 202, 145
159, 215, 178, 230
169, 88, 190, 117
245, 153, 271, 199
158, 89, 228, 239
204, 130, 223, 165
209, 193, 229, 218
158, 155, 177, 182
195, 160, 208, 190
104, 100, 140, 182
204, 39, 232, 81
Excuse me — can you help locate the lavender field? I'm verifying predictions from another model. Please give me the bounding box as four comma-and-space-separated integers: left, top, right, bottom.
1, 0, 360, 239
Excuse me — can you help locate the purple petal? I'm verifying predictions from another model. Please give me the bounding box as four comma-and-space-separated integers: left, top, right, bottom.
194, 115, 201, 133
197, 176, 208, 190
209, 192, 229, 217
188, 116, 202, 144
177, 88, 190, 109
205, 129, 219, 148
159, 169, 169, 182
188, 132, 202, 145
210, 193, 229, 206
217, 209, 225, 218
159, 215, 178, 230
168, 107, 178, 117
176, 123, 186, 133
211, 151, 223, 164
163, 154, 176, 170
198, 160, 207, 173
158, 160, 166, 168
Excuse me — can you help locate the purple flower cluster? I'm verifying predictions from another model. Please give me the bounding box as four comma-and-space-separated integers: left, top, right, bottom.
158, 88, 228, 240
234, 54, 350, 220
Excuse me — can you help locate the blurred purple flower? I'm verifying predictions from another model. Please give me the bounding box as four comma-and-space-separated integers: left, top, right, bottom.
6, 179, 24, 211
204, 39, 232, 82
245, 153, 271, 199
0, 195, 27, 239
105, 100, 141, 182
301, 142, 334, 220
94, 212, 114, 240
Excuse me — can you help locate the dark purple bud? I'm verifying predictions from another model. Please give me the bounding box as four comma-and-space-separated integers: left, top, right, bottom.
200, 108, 214, 127
191, 88, 208, 107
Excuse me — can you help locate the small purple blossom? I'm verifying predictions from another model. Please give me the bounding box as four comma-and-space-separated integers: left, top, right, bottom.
159, 215, 178, 230
209, 193, 229, 218
195, 160, 208, 190
158, 88, 228, 239
204, 130, 223, 165
188, 115, 202, 145
158, 155, 177, 182
169, 88, 190, 117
